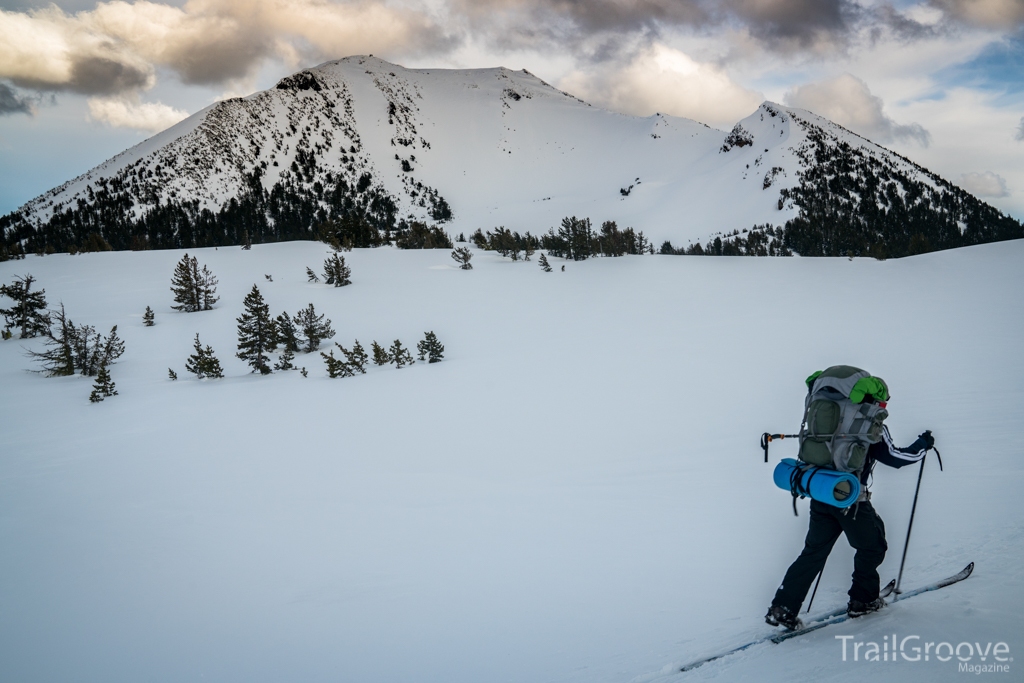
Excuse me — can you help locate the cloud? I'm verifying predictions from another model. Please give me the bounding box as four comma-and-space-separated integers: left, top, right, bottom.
0, 5, 156, 94
930, 0, 1024, 29
1017, 115, 1024, 140
784, 73, 931, 146
0, 1, 451, 95
452, 0, 867, 56
0, 81, 36, 115
559, 43, 763, 127
958, 170, 1009, 196
88, 96, 189, 132
726, 0, 852, 45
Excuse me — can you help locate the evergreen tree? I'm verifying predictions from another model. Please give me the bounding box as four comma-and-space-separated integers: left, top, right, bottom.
170, 254, 220, 312
306, 267, 321, 283
242, 229, 252, 250
236, 285, 275, 374
389, 339, 414, 368
294, 303, 335, 352
524, 242, 535, 261
28, 309, 124, 377
89, 363, 117, 402
274, 311, 300, 352
99, 326, 125, 372
416, 331, 444, 363
451, 246, 473, 270
371, 340, 391, 366
170, 254, 199, 312
143, 306, 155, 326
0, 274, 50, 338
538, 253, 552, 272
321, 348, 353, 378
300, 367, 308, 378
322, 253, 352, 286
168, 368, 178, 380
337, 340, 368, 374
185, 333, 224, 378
29, 304, 76, 376
471, 229, 488, 249
274, 346, 296, 371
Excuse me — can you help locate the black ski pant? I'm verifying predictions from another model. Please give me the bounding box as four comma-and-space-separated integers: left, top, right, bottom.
772, 499, 888, 612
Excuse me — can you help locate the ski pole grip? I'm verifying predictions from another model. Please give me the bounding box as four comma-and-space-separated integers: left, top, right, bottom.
761, 432, 770, 462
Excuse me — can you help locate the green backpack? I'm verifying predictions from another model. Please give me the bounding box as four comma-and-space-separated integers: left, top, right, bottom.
798, 365, 889, 474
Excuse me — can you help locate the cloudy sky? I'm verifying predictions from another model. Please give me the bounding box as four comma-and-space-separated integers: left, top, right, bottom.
1, 0, 1022, 219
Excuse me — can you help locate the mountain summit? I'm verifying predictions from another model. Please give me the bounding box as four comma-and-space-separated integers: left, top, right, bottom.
2, 56, 1021, 259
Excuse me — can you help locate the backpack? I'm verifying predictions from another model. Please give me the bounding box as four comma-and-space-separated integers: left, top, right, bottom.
798, 365, 889, 474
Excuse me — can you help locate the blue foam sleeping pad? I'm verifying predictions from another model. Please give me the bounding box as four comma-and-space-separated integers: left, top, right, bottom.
773, 458, 861, 509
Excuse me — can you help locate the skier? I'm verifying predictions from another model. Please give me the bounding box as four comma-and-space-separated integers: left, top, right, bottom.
765, 425, 935, 630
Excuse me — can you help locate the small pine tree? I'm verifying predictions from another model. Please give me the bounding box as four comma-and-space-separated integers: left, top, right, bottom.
273, 311, 299, 353
170, 254, 219, 312
300, 367, 308, 378
0, 274, 50, 338
524, 242, 535, 261
336, 340, 367, 374
451, 247, 473, 270
294, 303, 335, 352
1, 328, 11, 340
371, 340, 391, 366
89, 363, 117, 402
306, 267, 320, 283
28, 304, 77, 376
168, 368, 178, 380
321, 348, 354, 378
389, 339, 414, 368
323, 253, 352, 286
242, 230, 252, 250
417, 331, 444, 363
170, 254, 199, 312
236, 285, 275, 374
99, 326, 125, 371
143, 306, 155, 326
274, 346, 296, 371
538, 254, 552, 272
185, 333, 224, 378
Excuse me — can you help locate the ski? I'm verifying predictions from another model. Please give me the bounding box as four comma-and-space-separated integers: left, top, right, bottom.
769, 578, 898, 644
679, 563, 973, 673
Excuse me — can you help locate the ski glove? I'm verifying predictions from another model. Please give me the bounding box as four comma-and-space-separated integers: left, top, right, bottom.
917, 430, 935, 450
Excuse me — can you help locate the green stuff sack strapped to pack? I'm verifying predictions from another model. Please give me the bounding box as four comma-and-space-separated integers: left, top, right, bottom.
798, 365, 889, 473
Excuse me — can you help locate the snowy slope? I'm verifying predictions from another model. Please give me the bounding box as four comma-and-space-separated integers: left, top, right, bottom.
8, 56, 959, 246
1, 242, 1022, 682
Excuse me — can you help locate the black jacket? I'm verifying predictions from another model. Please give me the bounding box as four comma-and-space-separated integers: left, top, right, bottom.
860, 425, 929, 487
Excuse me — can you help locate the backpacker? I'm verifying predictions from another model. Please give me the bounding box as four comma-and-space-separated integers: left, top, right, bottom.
798, 365, 889, 474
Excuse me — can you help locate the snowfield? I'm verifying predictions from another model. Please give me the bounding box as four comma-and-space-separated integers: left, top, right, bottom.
1, 242, 1022, 683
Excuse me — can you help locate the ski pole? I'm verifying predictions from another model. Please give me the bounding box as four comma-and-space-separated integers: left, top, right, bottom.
806, 565, 825, 613
894, 447, 942, 599
761, 432, 800, 462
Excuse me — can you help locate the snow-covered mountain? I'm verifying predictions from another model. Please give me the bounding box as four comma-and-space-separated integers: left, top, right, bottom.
2, 55, 1021, 257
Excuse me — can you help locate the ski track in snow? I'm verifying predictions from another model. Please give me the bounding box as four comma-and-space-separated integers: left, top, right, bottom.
1, 241, 1022, 682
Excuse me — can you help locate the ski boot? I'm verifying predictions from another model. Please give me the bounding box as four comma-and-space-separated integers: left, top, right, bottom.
765, 604, 802, 631
847, 597, 886, 618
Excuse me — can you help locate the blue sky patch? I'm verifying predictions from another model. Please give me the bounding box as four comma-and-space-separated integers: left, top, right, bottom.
937, 30, 1024, 99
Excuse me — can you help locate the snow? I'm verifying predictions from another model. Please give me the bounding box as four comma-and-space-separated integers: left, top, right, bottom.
1, 241, 1022, 682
